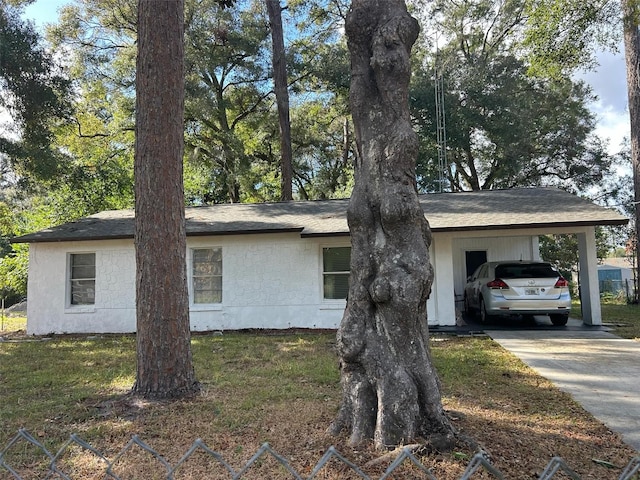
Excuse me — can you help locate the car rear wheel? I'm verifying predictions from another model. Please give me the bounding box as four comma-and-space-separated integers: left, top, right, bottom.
550, 314, 569, 326
479, 298, 492, 324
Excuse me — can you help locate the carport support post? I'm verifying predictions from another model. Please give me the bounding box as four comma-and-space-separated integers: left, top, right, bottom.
430, 234, 456, 326
577, 227, 602, 326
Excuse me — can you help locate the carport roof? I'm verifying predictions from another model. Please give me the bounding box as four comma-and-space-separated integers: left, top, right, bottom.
12, 187, 629, 243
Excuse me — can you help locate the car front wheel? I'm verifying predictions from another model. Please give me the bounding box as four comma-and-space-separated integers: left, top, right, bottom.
550, 314, 569, 326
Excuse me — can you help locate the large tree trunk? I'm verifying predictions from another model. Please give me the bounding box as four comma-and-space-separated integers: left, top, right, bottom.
329, 0, 455, 450
133, 0, 198, 399
623, 0, 640, 301
266, 0, 293, 201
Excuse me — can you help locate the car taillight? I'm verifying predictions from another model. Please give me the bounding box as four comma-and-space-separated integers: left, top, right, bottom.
554, 277, 569, 288
487, 279, 509, 289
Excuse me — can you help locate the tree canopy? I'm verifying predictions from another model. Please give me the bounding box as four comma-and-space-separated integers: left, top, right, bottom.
522, 0, 639, 300
0, 0, 631, 303
410, 0, 613, 193
0, 2, 71, 183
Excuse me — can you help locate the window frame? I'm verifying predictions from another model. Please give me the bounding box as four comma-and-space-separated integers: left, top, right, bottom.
190, 246, 223, 306
67, 252, 96, 308
321, 245, 351, 301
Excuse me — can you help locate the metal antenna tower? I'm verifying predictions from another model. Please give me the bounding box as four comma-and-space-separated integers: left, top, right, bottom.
434, 55, 448, 192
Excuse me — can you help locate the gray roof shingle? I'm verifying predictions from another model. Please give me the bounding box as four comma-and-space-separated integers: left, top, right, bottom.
12, 187, 629, 244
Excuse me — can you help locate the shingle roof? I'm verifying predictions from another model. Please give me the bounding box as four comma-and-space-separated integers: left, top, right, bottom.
12, 187, 629, 244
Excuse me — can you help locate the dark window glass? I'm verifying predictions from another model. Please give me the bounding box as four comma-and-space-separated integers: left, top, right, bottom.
323, 247, 350, 299
495, 263, 557, 279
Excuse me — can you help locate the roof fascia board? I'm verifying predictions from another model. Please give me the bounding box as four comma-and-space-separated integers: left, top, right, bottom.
431, 219, 628, 233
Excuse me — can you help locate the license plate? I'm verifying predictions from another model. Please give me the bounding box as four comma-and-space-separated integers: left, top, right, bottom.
525, 288, 540, 295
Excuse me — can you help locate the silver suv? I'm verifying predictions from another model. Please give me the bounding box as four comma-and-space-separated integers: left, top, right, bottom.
463, 261, 571, 326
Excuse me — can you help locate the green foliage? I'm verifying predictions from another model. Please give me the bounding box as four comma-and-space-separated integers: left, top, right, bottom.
0, 201, 13, 255
411, 0, 612, 193
0, 243, 28, 298
539, 234, 580, 279
2, 0, 36, 6
184, 0, 274, 203
4, 0, 618, 219
0, 3, 71, 183
0, 200, 32, 299
6, 0, 355, 209
539, 229, 612, 280
290, 100, 354, 199
182, 0, 353, 202
524, 0, 621, 78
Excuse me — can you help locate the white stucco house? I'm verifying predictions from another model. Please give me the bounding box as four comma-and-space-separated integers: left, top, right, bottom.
12, 187, 628, 335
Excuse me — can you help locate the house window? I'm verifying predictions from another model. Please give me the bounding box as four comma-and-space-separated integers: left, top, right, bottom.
323, 247, 350, 300
192, 248, 222, 304
69, 253, 96, 305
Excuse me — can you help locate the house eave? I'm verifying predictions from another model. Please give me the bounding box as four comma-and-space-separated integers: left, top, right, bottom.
10, 234, 134, 244
430, 218, 629, 233
11, 228, 308, 244
14, 218, 627, 244
187, 227, 305, 237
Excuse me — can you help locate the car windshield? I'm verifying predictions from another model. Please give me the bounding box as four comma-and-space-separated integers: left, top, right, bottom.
494, 263, 558, 279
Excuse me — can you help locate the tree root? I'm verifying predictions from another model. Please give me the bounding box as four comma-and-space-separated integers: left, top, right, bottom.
363, 432, 490, 469
364, 443, 426, 469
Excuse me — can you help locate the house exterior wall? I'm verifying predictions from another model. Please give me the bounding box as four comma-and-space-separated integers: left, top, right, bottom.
25, 229, 553, 334
186, 234, 348, 331
27, 239, 136, 335
26, 234, 352, 335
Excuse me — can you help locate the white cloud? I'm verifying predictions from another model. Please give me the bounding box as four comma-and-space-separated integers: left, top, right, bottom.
591, 99, 630, 154
576, 47, 630, 155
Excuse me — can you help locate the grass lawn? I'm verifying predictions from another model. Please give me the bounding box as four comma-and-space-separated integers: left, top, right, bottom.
2, 326, 639, 479
0, 315, 26, 334
571, 300, 640, 340
601, 300, 640, 340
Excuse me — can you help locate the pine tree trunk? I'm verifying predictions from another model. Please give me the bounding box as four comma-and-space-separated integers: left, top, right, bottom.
133, 0, 198, 399
623, 0, 640, 301
329, 0, 455, 450
266, 0, 293, 201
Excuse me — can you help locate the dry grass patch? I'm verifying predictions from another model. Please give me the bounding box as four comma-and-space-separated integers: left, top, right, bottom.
1, 332, 638, 479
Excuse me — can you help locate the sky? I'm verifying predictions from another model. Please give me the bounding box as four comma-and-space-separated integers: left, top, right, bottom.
21, 0, 632, 155
23, 0, 68, 25
578, 49, 630, 155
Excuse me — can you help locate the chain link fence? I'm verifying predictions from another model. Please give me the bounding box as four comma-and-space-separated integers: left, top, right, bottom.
1, 429, 639, 480
600, 279, 636, 303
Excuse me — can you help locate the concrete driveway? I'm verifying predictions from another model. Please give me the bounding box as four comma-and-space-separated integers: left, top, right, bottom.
486, 322, 640, 452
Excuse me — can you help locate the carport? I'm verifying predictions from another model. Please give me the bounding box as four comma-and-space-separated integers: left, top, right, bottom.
422, 188, 629, 327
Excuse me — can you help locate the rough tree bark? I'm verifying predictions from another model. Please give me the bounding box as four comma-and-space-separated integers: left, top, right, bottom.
623, 0, 640, 301
328, 0, 456, 450
133, 0, 198, 399
266, 0, 293, 201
